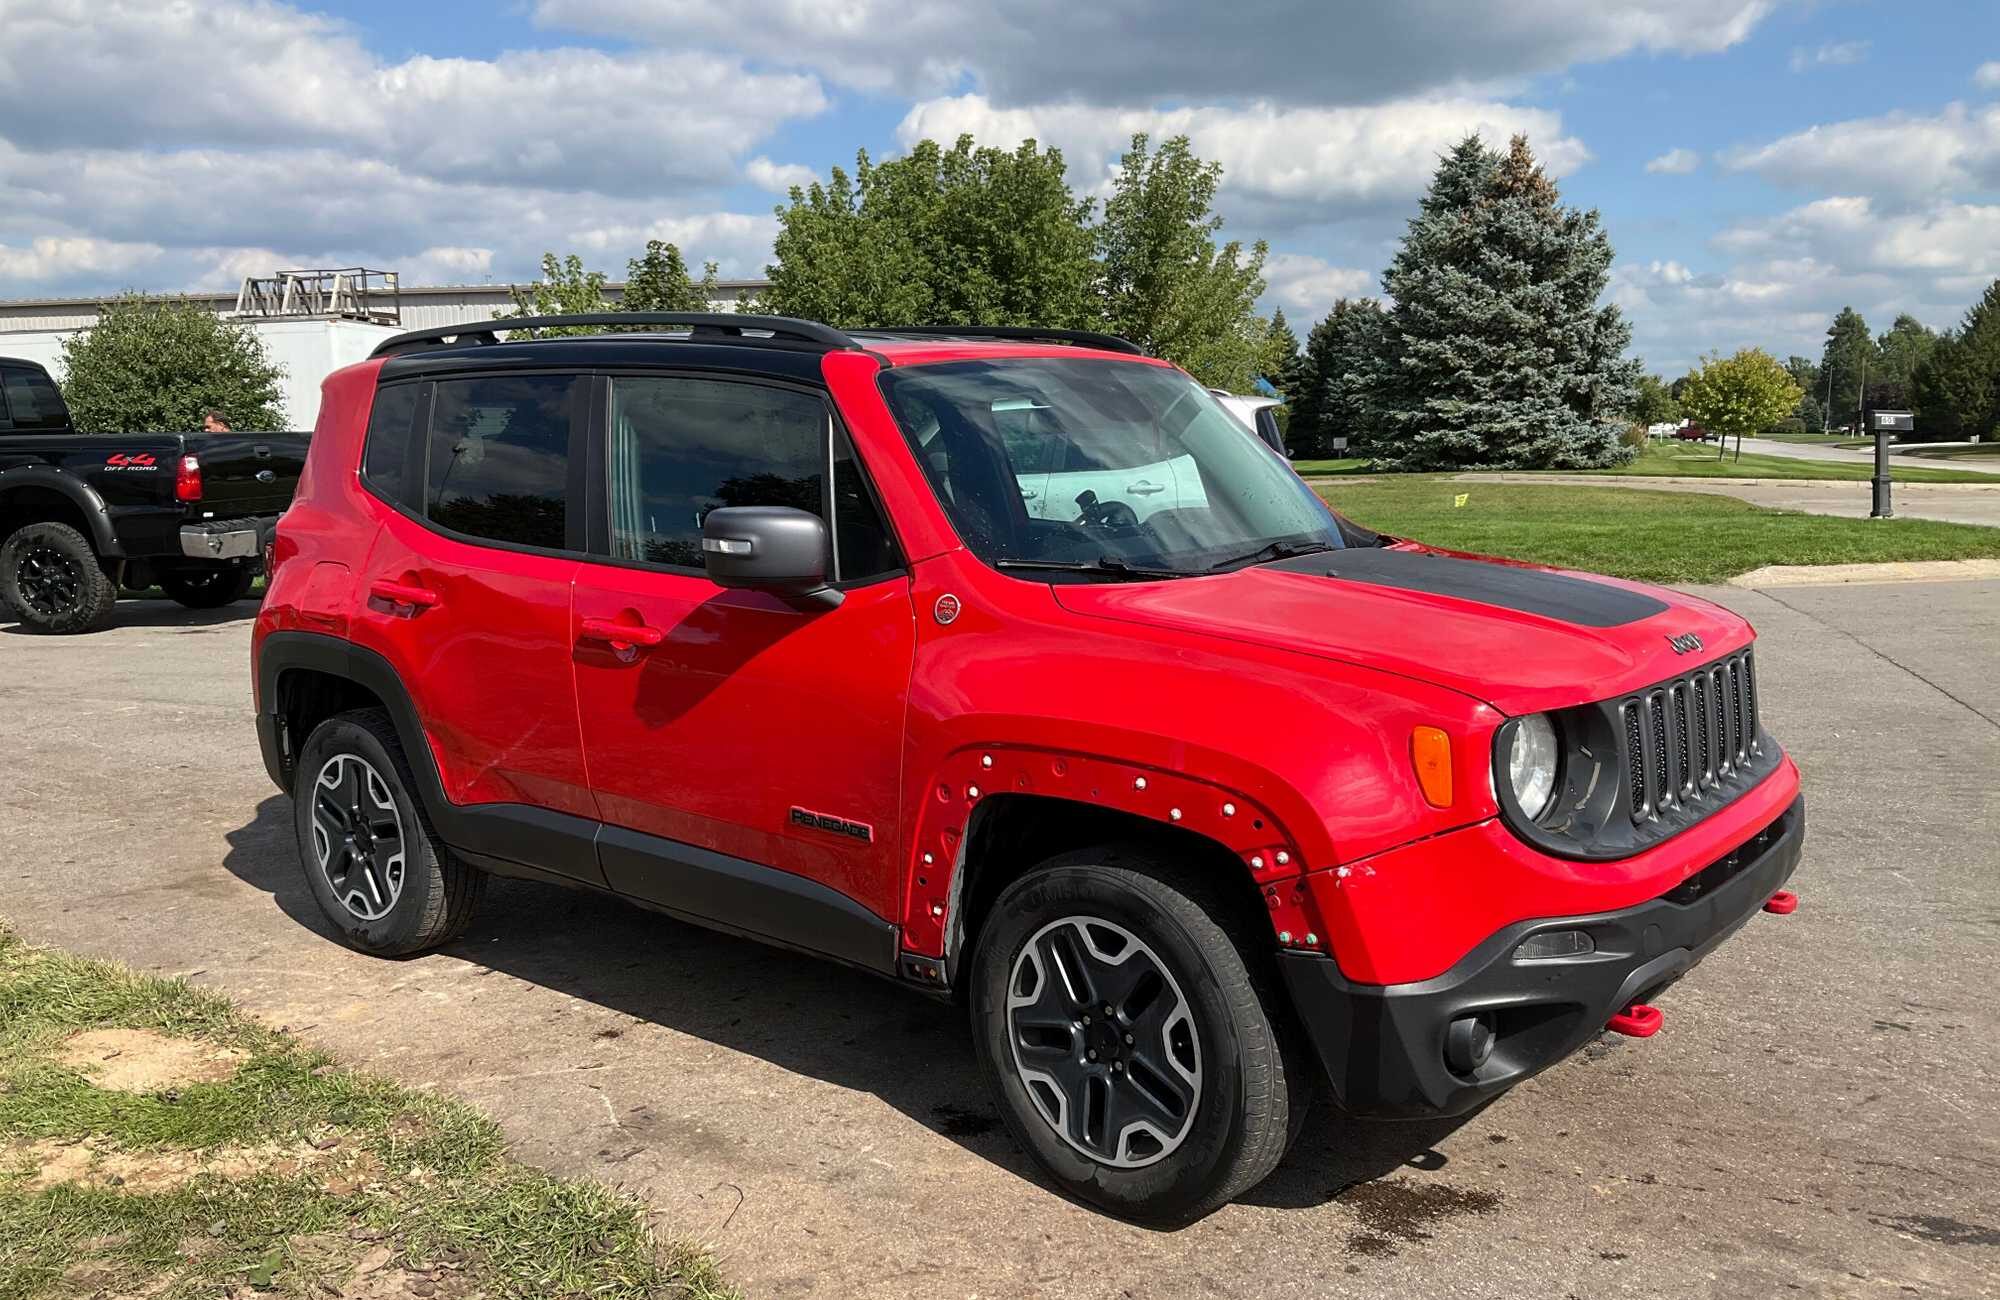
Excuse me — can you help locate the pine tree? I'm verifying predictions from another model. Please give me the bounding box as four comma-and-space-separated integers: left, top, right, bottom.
1913, 280, 2000, 441
1260, 309, 1300, 390
1361, 135, 1637, 470
1819, 307, 1872, 430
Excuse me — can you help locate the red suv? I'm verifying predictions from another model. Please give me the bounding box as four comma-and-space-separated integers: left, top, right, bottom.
253, 313, 1804, 1222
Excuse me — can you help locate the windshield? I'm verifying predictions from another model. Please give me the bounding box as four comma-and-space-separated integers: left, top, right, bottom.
879, 358, 1351, 578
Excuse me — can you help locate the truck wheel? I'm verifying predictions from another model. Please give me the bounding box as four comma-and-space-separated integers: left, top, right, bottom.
969, 846, 1310, 1224
158, 564, 255, 609
0, 521, 117, 634
292, 708, 485, 957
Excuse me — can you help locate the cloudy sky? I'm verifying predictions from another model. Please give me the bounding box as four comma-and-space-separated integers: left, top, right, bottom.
1, 0, 1995, 373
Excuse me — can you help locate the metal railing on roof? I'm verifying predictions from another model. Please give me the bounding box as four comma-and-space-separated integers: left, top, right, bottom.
232, 268, 403, 325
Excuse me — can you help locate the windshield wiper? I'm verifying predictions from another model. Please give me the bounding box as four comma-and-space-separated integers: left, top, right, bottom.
1208, 539, 1339, 572
994, 557, 1194, 581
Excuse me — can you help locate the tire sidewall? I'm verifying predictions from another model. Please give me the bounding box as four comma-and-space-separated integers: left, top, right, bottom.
294, 715, 445, 956
1, 522, 113, 633
970, 861, 1258, 1223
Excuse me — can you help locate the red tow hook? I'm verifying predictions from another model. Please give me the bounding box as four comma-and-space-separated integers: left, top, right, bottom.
1764, 890, 1799, 915
1606, 1004, 1663, 1038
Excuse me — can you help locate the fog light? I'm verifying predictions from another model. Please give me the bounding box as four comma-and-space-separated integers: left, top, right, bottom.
1513, 929, 1595, 962
1444, 1013, 1496, 1076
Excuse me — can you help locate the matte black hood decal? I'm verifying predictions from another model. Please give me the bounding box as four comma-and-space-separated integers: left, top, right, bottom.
1268, 548, 1669, 629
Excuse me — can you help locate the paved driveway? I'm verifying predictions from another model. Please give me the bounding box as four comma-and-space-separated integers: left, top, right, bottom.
1463, 472, 2000, 528
1733, 437, 2000, 475
3, 589, 1996, 1299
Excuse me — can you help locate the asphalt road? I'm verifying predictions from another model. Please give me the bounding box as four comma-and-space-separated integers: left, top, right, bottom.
1732, 436, 2000, 475
3, 588, 1997, 1299
1461, 473, 2000, 528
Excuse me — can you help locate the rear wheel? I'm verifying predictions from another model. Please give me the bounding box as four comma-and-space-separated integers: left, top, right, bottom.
969, 846, 1310, 1224
0, 521, 116, 634
293, 708, 485, 956
158, 564, 255, 609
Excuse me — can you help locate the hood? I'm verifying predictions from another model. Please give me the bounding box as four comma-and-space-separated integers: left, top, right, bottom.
1051, 544, 1751, 716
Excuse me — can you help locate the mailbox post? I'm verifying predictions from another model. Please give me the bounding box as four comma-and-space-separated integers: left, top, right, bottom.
1870, 410, 1914, 519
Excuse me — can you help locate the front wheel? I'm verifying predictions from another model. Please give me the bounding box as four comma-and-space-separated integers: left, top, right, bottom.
158, 564, 255, 609
969, 847, 1310, 1223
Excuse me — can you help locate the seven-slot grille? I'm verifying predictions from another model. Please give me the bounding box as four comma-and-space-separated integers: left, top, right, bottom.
1621, 650, 1757, 822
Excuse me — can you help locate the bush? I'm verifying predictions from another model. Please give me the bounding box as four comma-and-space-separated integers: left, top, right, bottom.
58, 295, 286, 432
1765, 416, 1808, 437
1621, 421, 1649, 451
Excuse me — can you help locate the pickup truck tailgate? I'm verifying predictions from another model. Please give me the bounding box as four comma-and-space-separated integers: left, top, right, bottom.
184, 431, 307, 516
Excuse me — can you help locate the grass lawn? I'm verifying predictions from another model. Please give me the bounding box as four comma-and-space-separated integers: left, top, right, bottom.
1756, 432, 1872, 449
1894, 442, 2000, 461
1315, 478, 2000, 585
0, 924, 736, 1300
1287, 457, 1370, 475
1604, 442, 1997, 483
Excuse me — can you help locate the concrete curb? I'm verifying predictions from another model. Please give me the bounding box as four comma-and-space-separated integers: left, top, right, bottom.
1728, 559, 2000, 588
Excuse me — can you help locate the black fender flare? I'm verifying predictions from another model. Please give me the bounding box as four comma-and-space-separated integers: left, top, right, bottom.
0, 465, 122, 557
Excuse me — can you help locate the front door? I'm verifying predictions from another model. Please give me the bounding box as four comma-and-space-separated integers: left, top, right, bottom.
571, 373, 914, 925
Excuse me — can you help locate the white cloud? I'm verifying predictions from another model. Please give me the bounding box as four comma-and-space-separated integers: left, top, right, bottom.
536, 0, 1780, 104
744, 157, 819, 193
1723, 102, 2000, 196
1646, 148, 1701, 174
1977, 61, 2000, 90
1262, 254, 1378, 321
1788, 40, 1868, 73
0, 0, 827, 196
896, 94, 1588, 228
0, 235, 162, 283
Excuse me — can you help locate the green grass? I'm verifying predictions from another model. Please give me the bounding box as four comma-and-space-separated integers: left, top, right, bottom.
1315, 478, 2000, 584
1755, 432, 1872, 448
1287, 457, 1370, 476
1598, 442, 1997, 483
0, 924, 737, 1300
1893, 441, 2000, 461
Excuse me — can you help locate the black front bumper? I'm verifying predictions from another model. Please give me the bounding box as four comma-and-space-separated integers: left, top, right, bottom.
1280, 795, 1805, 1118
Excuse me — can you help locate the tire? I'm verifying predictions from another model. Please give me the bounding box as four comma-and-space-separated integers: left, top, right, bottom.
293, 708, 485, 957
969, 845, 1311, 1224
158, 564, 255, 609
0, 521, 116, 634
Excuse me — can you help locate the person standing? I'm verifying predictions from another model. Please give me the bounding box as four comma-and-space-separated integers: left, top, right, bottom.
201, 409, 230, 433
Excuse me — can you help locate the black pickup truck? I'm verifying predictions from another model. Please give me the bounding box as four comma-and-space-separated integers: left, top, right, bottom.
0, 357, 307, 633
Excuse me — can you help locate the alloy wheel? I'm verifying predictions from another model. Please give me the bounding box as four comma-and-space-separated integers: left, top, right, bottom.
16, 546, 82, 618
309, 754, 407, 921
1006, 916, 1202, 1168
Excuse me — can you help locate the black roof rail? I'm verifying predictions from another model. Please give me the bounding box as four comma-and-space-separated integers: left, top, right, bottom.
860, 326, 1147, 356
369, 312, 862, 359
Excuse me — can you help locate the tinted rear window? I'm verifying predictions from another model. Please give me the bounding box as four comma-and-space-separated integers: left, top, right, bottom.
425, 374, 577, 551
1, 368, 66, 430
361, 383, 420, 505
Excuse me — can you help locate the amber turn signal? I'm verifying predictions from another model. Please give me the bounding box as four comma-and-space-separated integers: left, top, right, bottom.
1410, 726, 1453, 808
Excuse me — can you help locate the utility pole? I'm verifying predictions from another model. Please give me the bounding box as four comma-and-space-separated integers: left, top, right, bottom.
1855, 350, 1867, 436
1821, 362, 1833, 434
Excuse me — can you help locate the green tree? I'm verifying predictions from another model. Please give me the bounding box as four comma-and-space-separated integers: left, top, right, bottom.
1873, 314, 1938, 393
1679, 348, 1804, 452
1913, 280, 2000, 441
1629, 372, 1681, 426
764, 135, 1098, 330
1819, 306, 1872, 430
1260, 308, 1300, 390
1097, 134, 1271, 391
505, 253, 611, 336
57, 295, 286, 432
1361, 134, 1638, 470
622, 239, 718, 314
1287, 299, 1386, 459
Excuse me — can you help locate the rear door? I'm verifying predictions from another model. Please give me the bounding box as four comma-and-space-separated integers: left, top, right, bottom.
347, 369, 599, 878
571, 372, 914, 926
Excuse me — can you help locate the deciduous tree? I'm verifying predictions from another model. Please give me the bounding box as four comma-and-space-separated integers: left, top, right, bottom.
1679, 348, 1804, 451
57, 295, 286, 432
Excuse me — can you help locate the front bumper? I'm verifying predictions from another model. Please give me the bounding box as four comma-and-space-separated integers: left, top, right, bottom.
1280, 794, 1805, 1118
179, 517, 268, 561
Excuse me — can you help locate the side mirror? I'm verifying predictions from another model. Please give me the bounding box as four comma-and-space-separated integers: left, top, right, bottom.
700, 506, 842, 608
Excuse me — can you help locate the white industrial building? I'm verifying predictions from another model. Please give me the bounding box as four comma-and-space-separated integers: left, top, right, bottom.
0, 268, 769, 431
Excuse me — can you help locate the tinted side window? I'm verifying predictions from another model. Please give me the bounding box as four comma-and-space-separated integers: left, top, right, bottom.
361, 383, 420, 506
832, 427, 902, 582
1, 368, 67, 430
607, 376, 825, 570
425, 374, 577, 550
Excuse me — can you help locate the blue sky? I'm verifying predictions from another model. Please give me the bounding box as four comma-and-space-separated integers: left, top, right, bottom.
1, 0, 1995, 375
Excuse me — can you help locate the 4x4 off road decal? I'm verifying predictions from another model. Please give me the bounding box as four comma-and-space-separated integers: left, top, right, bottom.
103, 452, 159, 471
790, 806, 874, 843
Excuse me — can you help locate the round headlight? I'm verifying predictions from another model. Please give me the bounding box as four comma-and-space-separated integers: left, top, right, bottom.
1506, 714, 1560, 820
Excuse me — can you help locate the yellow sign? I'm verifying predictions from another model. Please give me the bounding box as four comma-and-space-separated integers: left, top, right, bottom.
1453, 493, 1470, 508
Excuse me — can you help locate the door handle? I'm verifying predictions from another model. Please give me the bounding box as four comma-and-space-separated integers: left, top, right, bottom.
368, 580, 440, 614
579, 617, 665, 650
255, 469, 276, 483
1127, 480, 1166, 496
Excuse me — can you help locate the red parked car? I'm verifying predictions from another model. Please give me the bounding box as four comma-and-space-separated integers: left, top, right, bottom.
253, 314, 1804, 1222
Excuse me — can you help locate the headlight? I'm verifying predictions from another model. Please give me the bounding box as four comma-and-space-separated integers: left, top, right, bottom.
1506, 714, 1560, 820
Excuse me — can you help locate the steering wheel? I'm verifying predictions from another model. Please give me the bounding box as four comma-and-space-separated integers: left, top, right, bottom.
1075, 491, 1140, 531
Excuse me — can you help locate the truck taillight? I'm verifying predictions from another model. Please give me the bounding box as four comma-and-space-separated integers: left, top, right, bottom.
175, 454, 203, 502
